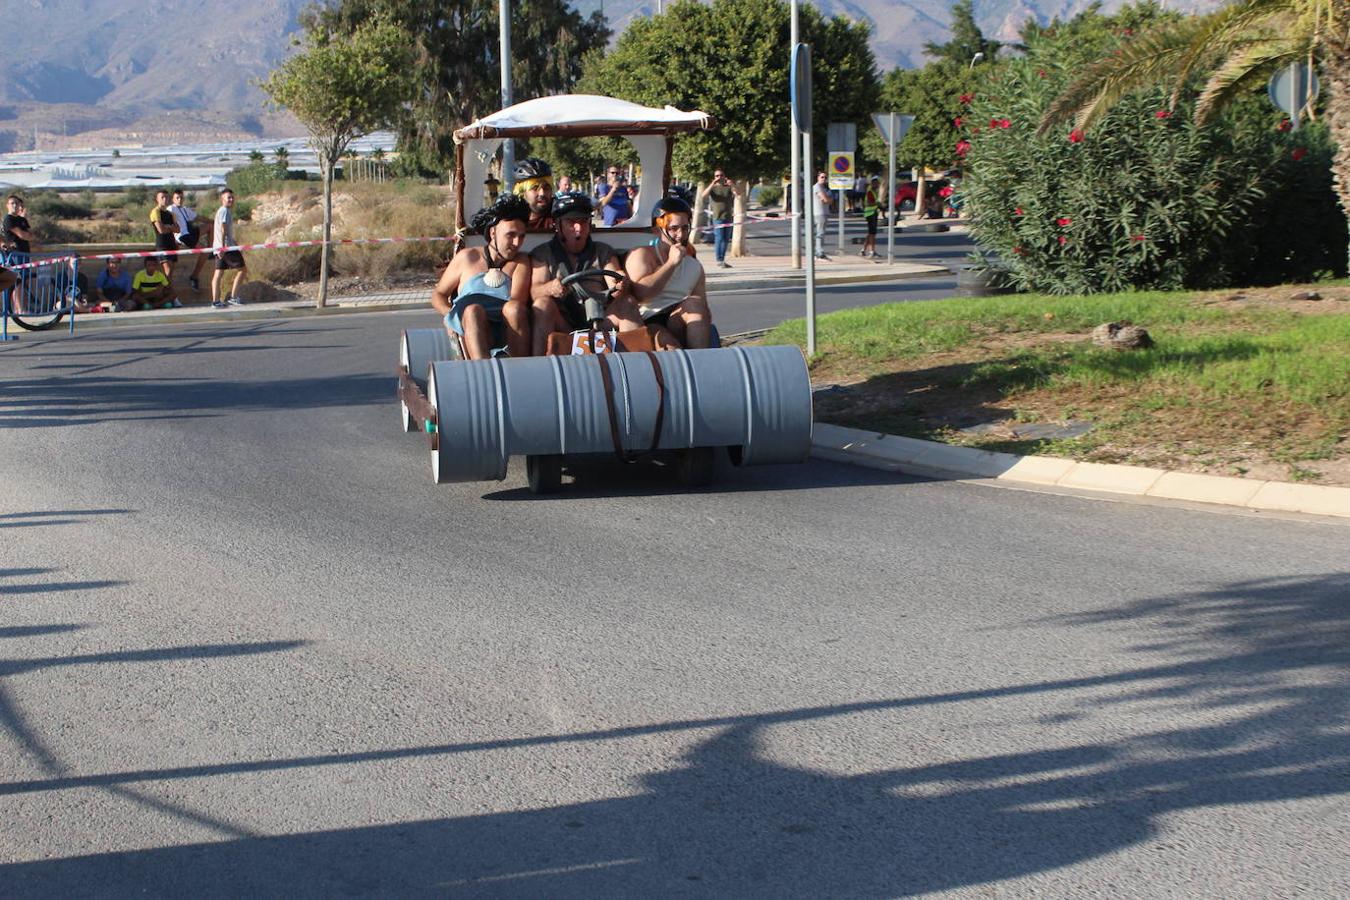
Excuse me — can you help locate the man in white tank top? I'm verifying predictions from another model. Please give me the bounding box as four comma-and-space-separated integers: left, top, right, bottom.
624, 197, 714, 349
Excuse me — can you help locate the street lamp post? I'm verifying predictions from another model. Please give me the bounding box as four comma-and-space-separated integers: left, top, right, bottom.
969, 51, 985, 70
499, 0, 514, 191
790, 0, 801, 269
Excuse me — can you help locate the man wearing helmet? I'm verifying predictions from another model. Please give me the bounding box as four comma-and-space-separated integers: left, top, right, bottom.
513, 157, 555, 231
430, 195, 532, 359
529, 191, 648, 356
624, 197, 714, 349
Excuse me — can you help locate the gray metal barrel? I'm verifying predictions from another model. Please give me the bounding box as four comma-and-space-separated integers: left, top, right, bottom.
426, 346, 812, 483
400, 328, 456, 432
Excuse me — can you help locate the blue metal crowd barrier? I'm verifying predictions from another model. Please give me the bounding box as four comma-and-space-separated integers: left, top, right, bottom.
1, 251, 79, 340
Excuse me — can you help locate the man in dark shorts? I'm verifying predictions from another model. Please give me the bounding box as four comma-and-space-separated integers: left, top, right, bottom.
170, 189, 209, 292
3, 194, 37, 312
150, 190, 179, 280
529, 191, 646, 356
211, 188, 247, 308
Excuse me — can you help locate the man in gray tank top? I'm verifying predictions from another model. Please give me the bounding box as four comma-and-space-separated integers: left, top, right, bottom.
625, 196, 713, 349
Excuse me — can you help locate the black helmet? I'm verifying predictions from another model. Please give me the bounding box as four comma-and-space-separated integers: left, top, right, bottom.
469, 194, 530, 235
651, 195, 693, 224
667, 184, 695, 206
550, 191, 593, 220
513, 157, 552, 181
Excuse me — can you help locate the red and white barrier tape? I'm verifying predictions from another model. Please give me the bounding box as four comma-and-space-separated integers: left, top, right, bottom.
2, 234, 456, 271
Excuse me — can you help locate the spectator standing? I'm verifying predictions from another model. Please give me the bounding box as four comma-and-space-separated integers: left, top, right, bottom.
94, 258, 134, 311
860, 176, 881, 258
698, 169, 740, 269
149, 190, 178, 281
132, 255, 181, 309
812, 172, 833, 259
595, 165, 632, 226
556, 175, 573, 194
2, 194, 37, 313
169, 189, 209, 292
211, 188, 247, 308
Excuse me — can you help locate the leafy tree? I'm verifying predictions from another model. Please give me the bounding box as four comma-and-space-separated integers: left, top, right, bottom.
274, 145, 290, 179
578, 0, 878, 254
261, 19, 410, 306
923, 0, 1000, 66
862, 61, 977, 172
248, 149, 265, 163
1038, 0, 1350, 259
305, 0, 610, 174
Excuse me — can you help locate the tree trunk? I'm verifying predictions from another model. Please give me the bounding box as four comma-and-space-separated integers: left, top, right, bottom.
731, 179, 749, 258
691, 180, 707, 244
319, 160, 334, 308
1324, 48, 1350, 271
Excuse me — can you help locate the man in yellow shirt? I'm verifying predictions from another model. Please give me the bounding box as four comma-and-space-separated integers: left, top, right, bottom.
131, 255, 181, 310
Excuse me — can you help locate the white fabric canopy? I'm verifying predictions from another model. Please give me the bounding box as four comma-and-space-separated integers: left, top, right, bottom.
456, 95, 711, 139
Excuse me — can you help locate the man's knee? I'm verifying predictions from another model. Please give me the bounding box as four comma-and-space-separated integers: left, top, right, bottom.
503, 299, 530, 326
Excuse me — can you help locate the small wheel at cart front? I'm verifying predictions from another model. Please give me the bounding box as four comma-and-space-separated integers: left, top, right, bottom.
526, 454, 563, 495
675, 447, 717, 487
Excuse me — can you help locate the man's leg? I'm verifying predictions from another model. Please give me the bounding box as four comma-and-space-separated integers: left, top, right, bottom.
670, 296, 712, 349
211, 264, 224, 305
502, 299, 531, 358
229, 265, 247, 303
459, 304, 492, 360
531, 299, 567, 357
713, 219, 729, 263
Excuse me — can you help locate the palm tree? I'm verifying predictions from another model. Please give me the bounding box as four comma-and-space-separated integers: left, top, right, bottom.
274, 146, 291, 179
1040, 0, 1349, 234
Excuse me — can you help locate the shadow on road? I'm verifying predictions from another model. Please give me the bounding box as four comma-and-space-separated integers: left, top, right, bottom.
1, 573, 1345, 895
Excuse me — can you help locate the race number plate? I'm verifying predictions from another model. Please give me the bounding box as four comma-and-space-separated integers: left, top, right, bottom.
571, 331, 616, 355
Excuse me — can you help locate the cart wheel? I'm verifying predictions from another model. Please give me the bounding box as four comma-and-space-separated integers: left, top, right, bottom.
675, 447, 716, 487
400, 399, 416, 433
526, 455, 563, 494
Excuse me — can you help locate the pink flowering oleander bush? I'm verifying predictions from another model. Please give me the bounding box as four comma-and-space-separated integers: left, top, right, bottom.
960, 11, 1345, 294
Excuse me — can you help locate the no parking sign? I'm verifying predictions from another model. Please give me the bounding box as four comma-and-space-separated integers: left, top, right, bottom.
827, 152, 854, 189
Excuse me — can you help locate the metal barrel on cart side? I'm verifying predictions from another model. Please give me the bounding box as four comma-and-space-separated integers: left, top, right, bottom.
425, 346, 813, 484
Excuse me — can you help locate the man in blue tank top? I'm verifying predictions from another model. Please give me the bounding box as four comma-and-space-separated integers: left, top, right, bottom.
429, 195, 532, 359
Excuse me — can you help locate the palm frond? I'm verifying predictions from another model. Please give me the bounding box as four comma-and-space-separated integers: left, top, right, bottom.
1166, 0, 1304, 104
1195, 38, 1308, 123
1039, 19, 1210, 135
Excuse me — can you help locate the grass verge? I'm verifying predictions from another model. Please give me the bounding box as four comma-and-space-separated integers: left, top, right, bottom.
765, 285, 1350, 485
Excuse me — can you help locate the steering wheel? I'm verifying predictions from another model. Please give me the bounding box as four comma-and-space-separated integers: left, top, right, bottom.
560, 268, 626, 304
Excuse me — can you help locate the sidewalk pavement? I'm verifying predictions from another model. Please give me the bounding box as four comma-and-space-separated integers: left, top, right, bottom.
813, 423, 1350, 521
31, 255, 949, 332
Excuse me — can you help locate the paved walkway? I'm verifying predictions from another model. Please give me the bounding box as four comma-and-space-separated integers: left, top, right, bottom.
27, 254, 949, 332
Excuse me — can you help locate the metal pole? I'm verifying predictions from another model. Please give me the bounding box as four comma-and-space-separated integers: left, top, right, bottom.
789, 0, 801, 270
886, 113, 896, 265
499, 0, 515, 190
803, 129, 816, 357
1289, 62, 1300, 131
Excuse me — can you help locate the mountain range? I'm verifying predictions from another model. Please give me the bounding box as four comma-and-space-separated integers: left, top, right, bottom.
1, 0, 1215, 149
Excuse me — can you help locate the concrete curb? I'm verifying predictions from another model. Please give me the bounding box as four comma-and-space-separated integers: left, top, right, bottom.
812, 423, 1350, 520
45, 265, 950, 333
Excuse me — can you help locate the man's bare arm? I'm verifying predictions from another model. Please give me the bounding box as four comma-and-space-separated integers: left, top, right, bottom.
625, 245, 684, 304
430, 252, 465, 316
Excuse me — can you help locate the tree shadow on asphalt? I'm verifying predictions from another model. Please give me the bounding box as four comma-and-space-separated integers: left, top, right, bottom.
1, 573, 1345, 895
0, 373, 393, 428
0, 509, 135, 529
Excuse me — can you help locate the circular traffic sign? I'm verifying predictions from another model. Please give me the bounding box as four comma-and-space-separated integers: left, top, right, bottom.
832, 155, 851, 173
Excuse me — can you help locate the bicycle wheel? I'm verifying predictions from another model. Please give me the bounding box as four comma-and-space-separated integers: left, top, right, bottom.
7, 287, 66, 331
9, 307, 66, 331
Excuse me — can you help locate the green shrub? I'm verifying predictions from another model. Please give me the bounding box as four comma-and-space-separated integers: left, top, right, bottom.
962, 5, 1346, 293
26, 191, 95, 219
226, 162, 282, 197
755, 183, 783, 208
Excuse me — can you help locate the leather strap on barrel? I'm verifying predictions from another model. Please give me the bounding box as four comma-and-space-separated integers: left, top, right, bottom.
643, 351, 666, 455
596, 351, 626, 459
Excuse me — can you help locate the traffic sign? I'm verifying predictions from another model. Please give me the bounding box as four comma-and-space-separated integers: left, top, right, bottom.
790, 44, 812, 133
827, 122, 857, 154
872, 113, 914, 145
1268, 63, 1319, 121
828, 152, 854, 189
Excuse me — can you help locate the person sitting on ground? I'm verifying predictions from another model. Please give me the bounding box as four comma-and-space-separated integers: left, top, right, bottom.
169, 189, 210, 292
149, 190, 179, 282
429, 194, 532, 360
131, 255, 182, 310
624, 196, 714, 349
529, 191, 653, 357
513, 157, 554, 231
94, 258, 134, 311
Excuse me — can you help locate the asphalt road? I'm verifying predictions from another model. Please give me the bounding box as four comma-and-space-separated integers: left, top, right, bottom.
1, 314, 1347, 897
